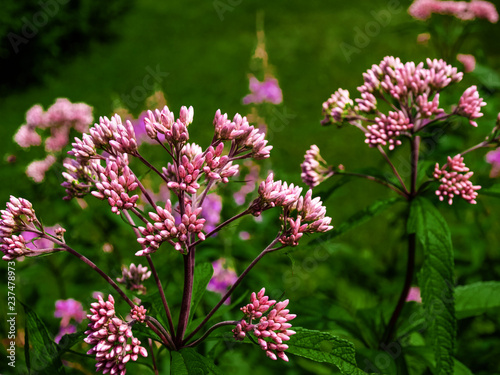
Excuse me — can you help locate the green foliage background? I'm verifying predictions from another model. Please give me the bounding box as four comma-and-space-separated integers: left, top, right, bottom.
0, 0, 499, 374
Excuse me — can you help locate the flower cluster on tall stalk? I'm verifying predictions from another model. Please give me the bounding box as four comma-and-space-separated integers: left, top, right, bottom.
1, 104, 332, 373
306, 56, 500, 344
407, 0, 498, 64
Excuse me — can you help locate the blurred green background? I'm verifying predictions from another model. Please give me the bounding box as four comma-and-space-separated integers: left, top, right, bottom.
1, 0, 500, 374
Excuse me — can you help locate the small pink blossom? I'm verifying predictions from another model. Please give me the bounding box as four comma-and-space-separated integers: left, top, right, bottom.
233, 288, 296, 362
406, 287, 422, 303
301, 145, 331, 189
365, 111, 413, 150
55, 298, 86, 327
486, 147, 500, 177
456, 54, 476, 73
84, 295, 147, 375
457, 85, 486, 127
14, 125, 42, 148
117, 264, 151, 294
321, 89, 354, 126
243, 76, 283, 105
207, 258, 238, 304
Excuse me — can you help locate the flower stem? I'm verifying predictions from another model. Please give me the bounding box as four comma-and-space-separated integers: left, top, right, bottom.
176, 246, 196, 346
336, 171, 408, 198
185, 320, 240, 347
34, 232, 173, 348
183, 235, 281, 345
190, 209, 251, 247
380, 231, 416, 346
377, 145, 409, 194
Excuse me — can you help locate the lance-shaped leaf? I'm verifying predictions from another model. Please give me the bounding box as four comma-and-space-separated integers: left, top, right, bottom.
455, 281, 500, 319
286, 327, 367, 374
408, 197, 455, 375
171, 347, 222, 374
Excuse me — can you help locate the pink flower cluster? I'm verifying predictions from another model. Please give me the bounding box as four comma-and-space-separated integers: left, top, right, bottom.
456, 85, 486, 127
409, 0, 498, 23
116, 263, 152, 294
0, 196, 37, 261
433, 155, 480, 204
456, 53, 476, 73
15, 98, 93, 151
84, 295, 147, 375
254, 173, 333, 246
13, 99, 93, 182
321, 89, 353, 126
243, 76, 283, 105
321, 57, 488, 152
301, 145, 332, 189
365, 111, 414, 150
233, 288, 296, 361
63, 105, 275, 256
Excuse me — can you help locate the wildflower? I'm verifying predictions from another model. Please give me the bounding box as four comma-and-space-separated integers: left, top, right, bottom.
321, 89, 354, 126
365, 111, 413, 150
116, 264, 152, 294
434, 155, 480, 204
486, 147, 500, 177
300, 145, 332, 189
233, 288, 296, 361
456, 53, 476, 73
408, 0, 498, 22
91, 155, 139, 215
207, 258, 238, 303
456, 85, 486, 127
242, 76, 283, 105
84, 295, 147, 375
130, 305, 147, 323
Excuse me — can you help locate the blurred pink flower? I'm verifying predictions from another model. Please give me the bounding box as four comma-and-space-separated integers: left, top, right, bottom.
207, 258, 238, 304
201, 193, 222, 233
409, 0, 498, 22
486, 147, 500, 177
239, 231, 251, 240
14, 125, 42, 148
26, 155, 56, 183
457, 53, 476, 72
243, 76, 283, 105
55, 324, 77, 344
406, 287, 422, 303
54, 298, 86, 327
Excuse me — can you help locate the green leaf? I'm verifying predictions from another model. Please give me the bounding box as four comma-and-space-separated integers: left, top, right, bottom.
479, 183, 500, 198
307, 197, 400, 246
189, 263, 214, 322
408, 197, 455, 375
171, 348, 222, 374
22, 302, 66, 375
405, 347, 473, 375
316, 176, 351, 201
286, 327, 367, 374
455, 281, 500, 319
472, 64, 500, 89
57, 331, 86, 354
